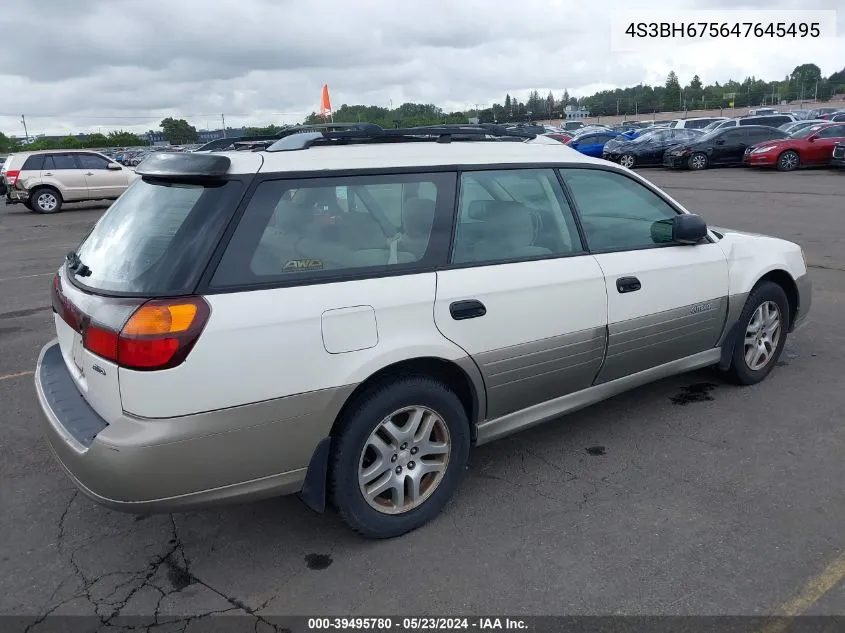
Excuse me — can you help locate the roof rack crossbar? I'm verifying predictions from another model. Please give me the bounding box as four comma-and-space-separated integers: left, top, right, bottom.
265, 123, 537, 152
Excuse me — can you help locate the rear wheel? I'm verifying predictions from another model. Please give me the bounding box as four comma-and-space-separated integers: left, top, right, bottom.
688, 152, 709, 170
329, 376, 470, 539
722, 281, 789, 385
777, 150, 800, 172
31, 188, 62, 214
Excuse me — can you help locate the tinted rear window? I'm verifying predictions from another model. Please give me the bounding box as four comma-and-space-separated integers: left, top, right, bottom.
22, 155, 45, 170
69, 178, 244, 295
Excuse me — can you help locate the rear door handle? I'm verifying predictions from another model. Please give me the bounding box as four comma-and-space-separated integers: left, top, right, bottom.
450, 300, 486, 320
85, 172, 94, 176
43, 172, 53, 176
616, 276, 642, 293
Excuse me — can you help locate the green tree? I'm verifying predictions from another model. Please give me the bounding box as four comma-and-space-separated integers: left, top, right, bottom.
160, 117, 198, 144
663, 71, 681, 111
26, 138, 59, 150
108, 130, 145, 146
0, 131, 20, 153
84, 133, 109, 148
56, 136, 83, 149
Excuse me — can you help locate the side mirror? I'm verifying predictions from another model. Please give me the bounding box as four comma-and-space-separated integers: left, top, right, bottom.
715, 139, 726, 146
807, 134, 818, 142
672, 213, 708, 244
107, 162, 122, 170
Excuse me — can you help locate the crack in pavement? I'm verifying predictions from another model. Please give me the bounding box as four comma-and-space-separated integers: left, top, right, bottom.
28, 495, 291, 633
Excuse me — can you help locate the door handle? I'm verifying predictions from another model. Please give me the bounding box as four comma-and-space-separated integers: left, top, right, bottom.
450, 300, 486, 320
85, 172, 94, 176
616, 276, 642, 293
43, 172, 53, 176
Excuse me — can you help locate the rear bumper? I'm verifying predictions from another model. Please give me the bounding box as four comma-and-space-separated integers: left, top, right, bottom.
6, 187, 28, 203
35, 341, 352, 513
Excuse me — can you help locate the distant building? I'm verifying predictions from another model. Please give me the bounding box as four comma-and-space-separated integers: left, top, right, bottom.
144, 127, 248, 146
564, 105, 590, 120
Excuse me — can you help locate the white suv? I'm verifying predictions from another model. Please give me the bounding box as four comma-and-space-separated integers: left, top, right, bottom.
34, 124, 812, 538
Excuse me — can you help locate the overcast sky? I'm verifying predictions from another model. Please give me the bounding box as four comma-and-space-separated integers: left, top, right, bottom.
1, 0, 842, 137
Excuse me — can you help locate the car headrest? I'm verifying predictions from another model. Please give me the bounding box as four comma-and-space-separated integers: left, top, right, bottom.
478, 202, 536, 248
402, 197, 436, 238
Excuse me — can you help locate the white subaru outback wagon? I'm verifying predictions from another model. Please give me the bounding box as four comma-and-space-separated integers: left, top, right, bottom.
35, 124, 811, 538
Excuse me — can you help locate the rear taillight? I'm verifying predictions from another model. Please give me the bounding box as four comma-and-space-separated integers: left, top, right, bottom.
6, 170, 20, 186
53, 274, 210, 371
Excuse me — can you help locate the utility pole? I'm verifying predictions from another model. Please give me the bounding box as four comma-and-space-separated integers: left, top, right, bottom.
221, 114, 226, 137
21, 115, 29, 142
814, 80, 818, 102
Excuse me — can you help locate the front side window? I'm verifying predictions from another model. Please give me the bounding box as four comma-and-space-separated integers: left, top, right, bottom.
818, 125, 845, 138
76, 154, 111, 170
452, 169, 583, 265
211, 173, 455, 288
561, 168, 679, 252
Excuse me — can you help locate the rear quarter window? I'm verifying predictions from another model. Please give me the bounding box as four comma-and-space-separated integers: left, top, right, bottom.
22, 155, 45, 170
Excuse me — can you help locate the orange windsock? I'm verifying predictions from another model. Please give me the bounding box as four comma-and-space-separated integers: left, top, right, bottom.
320, 84, 332, 117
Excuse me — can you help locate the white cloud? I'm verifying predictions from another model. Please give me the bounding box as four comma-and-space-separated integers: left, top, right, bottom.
1, 0, 842, 136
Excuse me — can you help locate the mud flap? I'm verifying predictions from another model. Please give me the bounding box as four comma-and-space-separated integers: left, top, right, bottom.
298, 437, 332, 513
718, 321, 741, 371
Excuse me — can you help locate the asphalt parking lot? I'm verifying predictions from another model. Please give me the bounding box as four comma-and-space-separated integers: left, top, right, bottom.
2, 168, 844, 629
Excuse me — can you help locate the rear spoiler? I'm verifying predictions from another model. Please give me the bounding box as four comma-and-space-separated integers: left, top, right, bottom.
135, 153, 231, 178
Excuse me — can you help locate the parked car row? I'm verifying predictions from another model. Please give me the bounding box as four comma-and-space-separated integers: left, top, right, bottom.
2, 150, 138, 213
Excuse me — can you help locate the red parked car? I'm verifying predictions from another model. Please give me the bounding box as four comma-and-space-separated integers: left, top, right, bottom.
543, 132, 573, 143
744, 122, 845, 171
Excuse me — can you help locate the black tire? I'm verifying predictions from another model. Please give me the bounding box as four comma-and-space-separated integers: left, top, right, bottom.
30, 187, 63, 214
777, 150, 800, 172
722, 281, 790, 386
688, 152, 709, 170
23, 198, 34, 211
329, 376, 470, 539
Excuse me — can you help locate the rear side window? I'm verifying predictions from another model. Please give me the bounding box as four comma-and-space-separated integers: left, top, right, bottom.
211, 172, 456, 288
44, 154, 78, 170
22, 155, 45, 170
69, 178, 244, 295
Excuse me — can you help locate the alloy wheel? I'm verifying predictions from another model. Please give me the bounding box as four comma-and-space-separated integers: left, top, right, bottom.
36, 192, 58, 212
358, 406, 451, 515
743, 300, 782, 371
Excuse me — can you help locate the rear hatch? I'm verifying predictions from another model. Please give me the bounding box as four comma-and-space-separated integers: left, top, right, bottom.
52, 173, 247, 422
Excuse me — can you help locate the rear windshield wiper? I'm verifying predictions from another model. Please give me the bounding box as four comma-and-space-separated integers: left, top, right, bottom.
66, 250, 92, 277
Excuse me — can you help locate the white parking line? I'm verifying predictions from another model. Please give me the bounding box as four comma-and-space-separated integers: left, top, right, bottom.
0, 272, 54, 284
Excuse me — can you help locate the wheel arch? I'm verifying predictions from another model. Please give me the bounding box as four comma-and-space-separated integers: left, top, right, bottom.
756, 269, 799, 329
330, 356, 485, 440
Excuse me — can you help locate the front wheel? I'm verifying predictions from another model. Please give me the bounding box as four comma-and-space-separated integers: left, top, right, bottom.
688, 152, 709, 170
329, 376, 470, 538
722, 281, 790, 385
777, 150, 800, 172
619, 154, 636, 168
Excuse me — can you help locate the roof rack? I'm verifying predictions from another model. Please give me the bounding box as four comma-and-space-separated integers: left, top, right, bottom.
264, 123, 536, 152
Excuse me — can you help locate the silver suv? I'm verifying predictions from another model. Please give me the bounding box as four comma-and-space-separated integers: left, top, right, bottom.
3, 149, 136, 213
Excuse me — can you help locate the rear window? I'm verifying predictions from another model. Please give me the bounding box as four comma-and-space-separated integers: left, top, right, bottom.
68, 178, 244, 295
